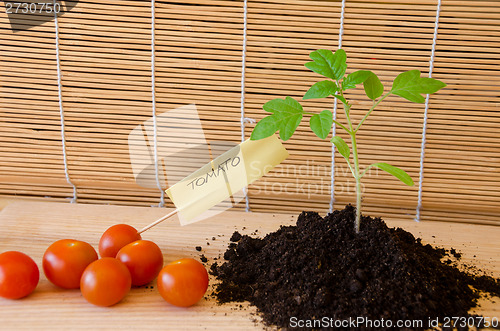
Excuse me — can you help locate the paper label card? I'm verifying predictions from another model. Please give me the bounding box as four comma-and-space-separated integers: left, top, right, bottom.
166, 135, 288, 225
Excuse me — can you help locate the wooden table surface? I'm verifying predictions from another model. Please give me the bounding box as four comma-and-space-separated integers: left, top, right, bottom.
0, 201, 498, 330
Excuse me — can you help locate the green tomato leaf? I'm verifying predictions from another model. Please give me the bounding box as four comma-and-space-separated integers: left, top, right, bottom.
305, 49, 347, 80
371, 162, 414, 186
250, 115, 278, 140
342, 70, 372, 90
261, 96, 304, 141
309, 110, 333, 139
303, 80, 338, 100
363, 72, 384, 100
263, 96, 303, 114
275, 111, 302, 141
390, 70, 447, 103
331, 136, 350, 161
330, 49, 348, 80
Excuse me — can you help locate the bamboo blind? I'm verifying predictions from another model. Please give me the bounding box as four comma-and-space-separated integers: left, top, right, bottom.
1, 0, 499, 226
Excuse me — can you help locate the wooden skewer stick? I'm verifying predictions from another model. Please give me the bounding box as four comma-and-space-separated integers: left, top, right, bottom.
138, 208, 179, 234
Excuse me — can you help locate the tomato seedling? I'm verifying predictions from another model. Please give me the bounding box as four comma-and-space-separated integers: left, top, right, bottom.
99, 224, 141, 258
117, 240, 164, 286
0, 251, 39, 299
43, 239, 98, 289
251, 49, 446, 232
157, 258, 209, 307
80, 257, 132, 307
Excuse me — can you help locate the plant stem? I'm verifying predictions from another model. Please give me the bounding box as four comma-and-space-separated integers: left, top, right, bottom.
360, 164, 375, 179
349, 92, 393, 231
339, 89, 362, 233
354, 91, 391, 133
332, 120, 350, 134
349, 131, 362, 233
354, 175, 362, 233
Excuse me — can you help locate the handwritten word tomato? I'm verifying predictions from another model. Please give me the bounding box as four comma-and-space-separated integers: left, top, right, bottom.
157, 258, 208, 307
80, 257, 131, 307
116, 240, 163, 286
0, 251, 39, 299
99, 224, 141, 258
43, 239, 98, 289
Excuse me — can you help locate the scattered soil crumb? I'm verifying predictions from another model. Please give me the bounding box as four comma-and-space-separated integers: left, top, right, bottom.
230, 231, 242, 242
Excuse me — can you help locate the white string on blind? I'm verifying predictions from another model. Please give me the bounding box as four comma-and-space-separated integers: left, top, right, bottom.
240, 0, 251, 212
415, 0, 442, 222
329, 0, 347, 214
151, 0, 165, 208
54, 0, 77, 203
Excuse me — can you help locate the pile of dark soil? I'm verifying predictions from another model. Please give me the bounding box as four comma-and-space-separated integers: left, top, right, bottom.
210, 205, 500, 330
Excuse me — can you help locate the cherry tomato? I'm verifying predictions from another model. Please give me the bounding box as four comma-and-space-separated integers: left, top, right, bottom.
80, 257, 131, 307
42, 239, 98, 289
157, 258, 209, 307
0, 251, 39, 299
99, 224, 141, 258
116, 240, 163, 287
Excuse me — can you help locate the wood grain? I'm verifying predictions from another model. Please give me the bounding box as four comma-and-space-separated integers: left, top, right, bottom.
0, 201, 498, 330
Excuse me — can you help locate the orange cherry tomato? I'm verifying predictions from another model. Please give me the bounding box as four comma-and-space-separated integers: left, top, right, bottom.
116, 240, 163, 287
80, 257, 131, 307
157, 258, 209, 307
0, 251, 39, 299
99, 224, 141, 258
43, 239, 98, 289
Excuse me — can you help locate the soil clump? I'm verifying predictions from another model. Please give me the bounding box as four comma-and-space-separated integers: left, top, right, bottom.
210, 205, 500, 330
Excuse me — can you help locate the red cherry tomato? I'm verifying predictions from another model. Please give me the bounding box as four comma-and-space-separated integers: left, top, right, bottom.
116, 240, 163, 287
42, 239, 98, 289
0, 251, 39, 299
157, 258, 209, 307
99, 224, 141, 258
80, 257, 131, 307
